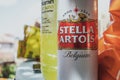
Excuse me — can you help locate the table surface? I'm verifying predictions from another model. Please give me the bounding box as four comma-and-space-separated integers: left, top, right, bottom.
15, 60, 44, 80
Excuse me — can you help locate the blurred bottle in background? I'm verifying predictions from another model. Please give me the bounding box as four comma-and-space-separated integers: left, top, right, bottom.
41, 0, 58, 80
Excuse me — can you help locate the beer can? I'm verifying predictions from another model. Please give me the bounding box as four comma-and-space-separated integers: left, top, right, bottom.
58, 0, 98, 80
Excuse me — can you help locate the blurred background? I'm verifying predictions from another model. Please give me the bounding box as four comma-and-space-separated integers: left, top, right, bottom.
0, 0, 41, 39
0, 0, 41, 80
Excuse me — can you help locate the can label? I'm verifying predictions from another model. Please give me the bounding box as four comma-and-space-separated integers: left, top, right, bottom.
58, 0, 98, 80
58, 21, 98, 49
42, 0, 57, 34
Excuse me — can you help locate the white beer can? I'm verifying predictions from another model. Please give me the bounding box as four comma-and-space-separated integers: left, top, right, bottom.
58, 0, 98, 80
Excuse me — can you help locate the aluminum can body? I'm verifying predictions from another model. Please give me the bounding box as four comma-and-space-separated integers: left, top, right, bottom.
58, 0, 98, 80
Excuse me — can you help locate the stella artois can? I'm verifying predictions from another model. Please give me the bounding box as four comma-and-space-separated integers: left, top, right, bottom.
58, 0, 98, 80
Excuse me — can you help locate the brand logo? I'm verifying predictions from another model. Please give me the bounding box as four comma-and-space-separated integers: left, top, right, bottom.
59, 25, 95, 43
58, 1, 98, 50
58, 21, 98, 50
58, 9, 97, 50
